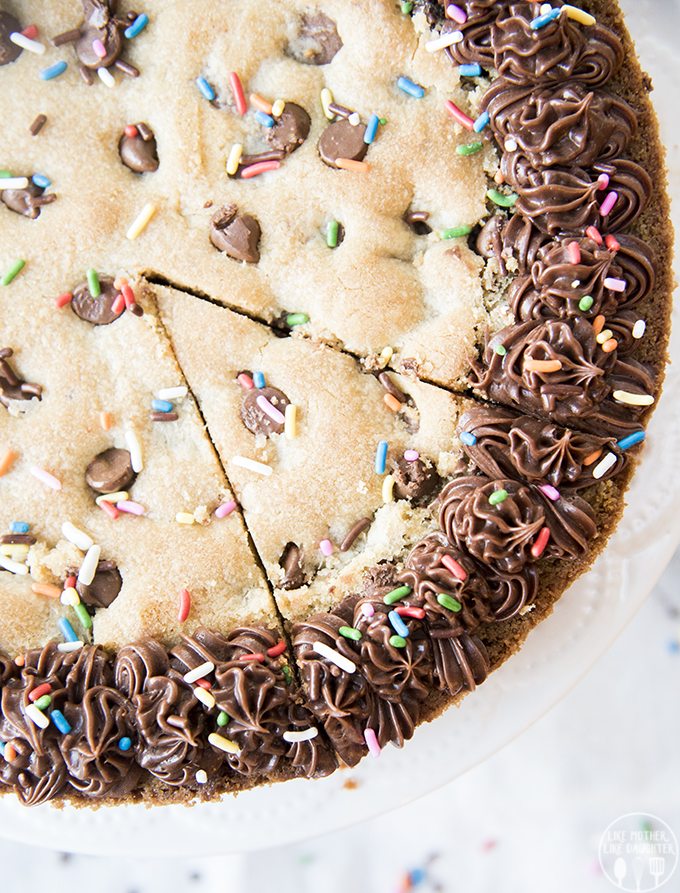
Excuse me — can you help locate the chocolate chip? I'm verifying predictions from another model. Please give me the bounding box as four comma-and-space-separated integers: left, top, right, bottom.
209, 204, 261, 264
267, 103, 311, 155
279, 542, 306, 589
71, 276, 121, 326
391, 457, 442, 507
288, 11, 343, 65
241, 386, 290, 436
118, 125, 159, 173
403, 209, 432, 235
0, 12, 22, 65
85, 448, 135, 494
77, 562, 122, 608
318, 118, 367, 168
1, 181, 56, 219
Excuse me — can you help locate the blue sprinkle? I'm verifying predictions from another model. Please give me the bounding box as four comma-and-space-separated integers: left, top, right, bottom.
9, 521, 30, 534
530, 7, 562, 30
253, 371, 266, 389
254, 110, 275, 128
50, 709, 72, 735
40, 61, 68, 81
58, 617, 78, 643
459, 63, 482, 78
0, 742, 5, 756
195, 76, 216, 102
667, 640, 680, 655
388, 610, 410, 638
409, 868, 427, 886
363, 113, 380, 145
375, 440, 388, 475
151, 399, 174, 413
118, 736, 132, 752
31, 173, 51, 189
460, 431, 477, 447
124, 13, 149, 40
397, 76, 425, 99
617, 430, 646, 451
473, 111, 490, 133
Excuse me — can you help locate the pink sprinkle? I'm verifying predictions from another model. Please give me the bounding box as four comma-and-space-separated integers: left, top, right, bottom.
116, 500, 146, 516
229, 71, 247, 116
21, 24, 38, 39
92, 38, 107, 58
444, 99, 474, 130
237, 373, 254, 390
531, 526, 551, 559
604, 234, 620, 253
442, 554, 467, 582
604, 277, 626, 293
178, 588, 191, 623
364, 727, 381, 758
403, 449, 419, 462
256, 394, 285, 424
361, 603, 375, 618
240, 160, 281, 179
111, 293, 126, 315
567, 241, 581, 265
599, 191, 619, 217
585, 225, 603, 245
539, 483, 560, 501
319, 538, 334, 557
446, 3, 467, 23
215, 499, 237, 518
596, 173, 610, 191
29, 466, 61, 491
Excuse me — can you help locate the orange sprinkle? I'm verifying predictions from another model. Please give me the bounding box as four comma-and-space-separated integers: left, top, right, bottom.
31, 582, 62, 599
3, 743, 16, 762
524, 359, 563, 373
99, 411, 113, 431
335, 157, 371, 172
0, 448, 18, 477
583, 449, 603, 467
14, 655, 24, 668
592, 314, 606, 336
249, 92, 272, 115
494, 170, 505, 185
601, 338, 618, 353
384, 393, 403, 412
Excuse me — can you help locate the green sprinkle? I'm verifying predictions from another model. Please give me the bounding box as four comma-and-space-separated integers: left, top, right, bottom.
86, 268, 101, 298
400, 1, 413, 13
282, 664, 293, 684
486, 188, 518, 208
1, 259, 25, 286
286, 312, 309, 327
383, 584, 411, 605
579, 295, 594, 312
389, 635, 407, 648
35, 694, 52, 710
436, 593, 462, 613
326, 220, 340, 248
488, 488, 508, 506
456, 142, 483, 156
494, 344, 507, 357
0, 170, 12, 178
379, 117, 387, 126
217, 711, 229, 727
74, 602, 93, 630
641, 819, 654, 834
441, 225, 472, 240
339, 626, 362, 641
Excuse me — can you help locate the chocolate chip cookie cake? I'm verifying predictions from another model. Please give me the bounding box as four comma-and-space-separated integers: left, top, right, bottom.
0, 0, 671, 805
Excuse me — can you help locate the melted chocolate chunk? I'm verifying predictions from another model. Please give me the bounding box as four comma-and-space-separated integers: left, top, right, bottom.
75, 21, 122, 68
85, 448, 136, 494
287, 11, 342, 65
392, 457, 442, 506
403, 209, 432, 235
318, 118, 368, 168
241, 386, 290, 436
76, 562, 122, 608
0, 348, 42, 409
267, 103, 311, 155
118, 125, 159, 173
1, 180, 56, 219
209, 204, 261, 264
71, 276, 121, 326
279, 542, 306, 589
0, 11, 22, 66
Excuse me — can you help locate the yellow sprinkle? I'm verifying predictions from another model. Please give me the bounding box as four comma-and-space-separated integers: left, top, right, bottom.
208, 732, 240, 754
563, 4, 596, 26
612, 390, 654, 407
271, 99, 285, 118
126, 202, 157, 240
99, 411, 113, 431
60, 586, 80, 607
95, 491, 129, 506
194, 687, 216, 709
379, 346, 394, 366
382, 474, 395, 503
0, 448, 18, 477
321, 87, 334, 120
226, 142, 243, 176
284, 403, 298, 439
596, 328, 613, 345
0, 544, 30, 559
175, 512, 196, 525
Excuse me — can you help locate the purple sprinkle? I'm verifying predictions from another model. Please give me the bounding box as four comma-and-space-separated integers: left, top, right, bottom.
539, 484, 561, 502
604, 277, 626, 293
362, 603, 375, 618
404, 449, 419, 462
599, 191, 619, 217
215, 500, 237, 518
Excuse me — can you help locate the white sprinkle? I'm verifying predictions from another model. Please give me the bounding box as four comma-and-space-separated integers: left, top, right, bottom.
58, 640, 84, 653
540, 2, 552, 12
571, 279, 580, 288
25, 704, 50, 729
348, 111, 361, 126
632, 319, 646, 340
9, 33, 45, 54
126, 202, 157, 240
503, 138, 518, 152
125, 429, 143, 472
77, 544, 101, 587
592, 451, 617, 480
156, 386, 188, 401
0, 555, 28, 575
283, 727, 319, 743
97, 66, 116, 88
208, 733, 240, 754
313, 641, 356, 674
193, 686, 216, 709
61, 521, 93, 552
95, 491, 129, 505
0, 176, 30, 190
231, 455, 272, 476
195, 769, 208, 784
612, 390, 655, 407
60, 587, 80, 607
183, 660, 214, 684
425, 30, 463, 52
29, 466, 62, 491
